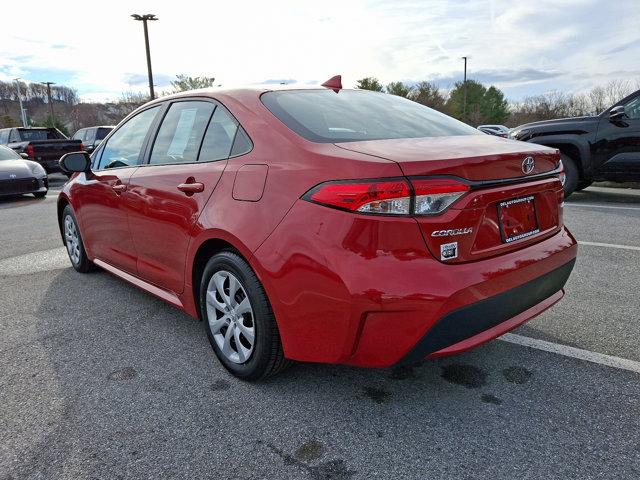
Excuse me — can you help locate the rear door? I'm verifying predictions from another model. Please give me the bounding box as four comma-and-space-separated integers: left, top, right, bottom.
73, 105, 162, 274
126, 98, 244, 293
594, 93, 640, 181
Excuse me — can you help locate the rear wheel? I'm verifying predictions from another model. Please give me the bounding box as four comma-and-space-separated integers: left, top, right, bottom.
560, 153, 579, 198
62, 205, 96, 273
200, 251, 288, 380
33, 191, 47, 198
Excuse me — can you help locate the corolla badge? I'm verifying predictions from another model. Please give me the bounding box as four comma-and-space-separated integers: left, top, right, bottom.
522, 156, 535, 174
431, 227, 473, 237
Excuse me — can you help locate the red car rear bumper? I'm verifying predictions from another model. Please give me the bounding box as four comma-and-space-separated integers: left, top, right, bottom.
254, 200, 578, 367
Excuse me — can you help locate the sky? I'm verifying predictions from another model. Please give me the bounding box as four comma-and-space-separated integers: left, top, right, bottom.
1, 0, 638, 103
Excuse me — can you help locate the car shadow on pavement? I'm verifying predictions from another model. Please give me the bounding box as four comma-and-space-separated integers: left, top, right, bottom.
570, 186, 640, 204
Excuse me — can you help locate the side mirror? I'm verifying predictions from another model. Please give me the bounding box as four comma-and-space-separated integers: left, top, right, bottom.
609, 105, 626, 121
59, 151, 91, 173
20, 152, 29, 159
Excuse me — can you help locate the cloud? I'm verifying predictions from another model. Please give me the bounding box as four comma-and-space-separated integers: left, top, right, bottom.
259, 78, 297, 85
0, 0, 638, 102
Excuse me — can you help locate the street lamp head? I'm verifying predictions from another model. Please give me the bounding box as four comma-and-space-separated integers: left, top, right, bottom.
131, 13, 158, 21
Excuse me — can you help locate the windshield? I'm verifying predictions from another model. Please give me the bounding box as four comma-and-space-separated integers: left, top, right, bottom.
0, 145, 21, 160
261, 89, 481, 143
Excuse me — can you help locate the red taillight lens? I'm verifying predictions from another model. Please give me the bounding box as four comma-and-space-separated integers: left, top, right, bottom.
307, 180, 411, 214
26, 145, 34, 158
304, 178, 469, 216
410, 178, 470, 215
79, 143, 85, 151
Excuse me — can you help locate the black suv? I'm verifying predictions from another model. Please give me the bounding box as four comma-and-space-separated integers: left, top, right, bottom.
510, 89, 640, 195
71, 126, 114, 154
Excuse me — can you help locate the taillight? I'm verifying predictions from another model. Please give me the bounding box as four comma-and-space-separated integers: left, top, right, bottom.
79, 143, 85, 151
558, 159, 566, 187
303, 178, 469, 216
26, 145, 34, 158
306, 179, 411, 214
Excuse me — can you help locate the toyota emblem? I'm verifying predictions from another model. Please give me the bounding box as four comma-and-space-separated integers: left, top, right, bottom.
522, 156, 535, 174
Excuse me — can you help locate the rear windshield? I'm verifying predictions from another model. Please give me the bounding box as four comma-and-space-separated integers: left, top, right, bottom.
17, 128, 65, 141
96, 127, 112, 140
261, 89, 481, 143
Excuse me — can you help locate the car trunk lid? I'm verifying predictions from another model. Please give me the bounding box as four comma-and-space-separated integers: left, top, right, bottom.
335, 135, 563, 263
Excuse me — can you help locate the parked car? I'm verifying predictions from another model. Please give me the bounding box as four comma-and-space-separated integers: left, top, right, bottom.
72, 126, 114, 154
509, 88, 640, 195
0, 144, 48, 198
0, 127, 82, 173
478, 124, 509, 137
57, 81, 576, 380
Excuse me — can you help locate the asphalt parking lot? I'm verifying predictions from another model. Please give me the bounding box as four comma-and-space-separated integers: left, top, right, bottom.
1, 175, 639, 480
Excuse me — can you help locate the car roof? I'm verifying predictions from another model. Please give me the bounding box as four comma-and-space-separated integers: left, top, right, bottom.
153, 84, 334, 103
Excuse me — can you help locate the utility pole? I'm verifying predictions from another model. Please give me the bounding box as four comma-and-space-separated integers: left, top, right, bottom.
462, 56, 468, 119
14, 78, 27, 127
41, 82, 56, 125
131, 14, 158, 100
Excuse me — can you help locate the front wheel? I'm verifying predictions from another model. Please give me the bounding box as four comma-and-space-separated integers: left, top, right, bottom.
200, 251, 288, 380
62, 205, 96, 273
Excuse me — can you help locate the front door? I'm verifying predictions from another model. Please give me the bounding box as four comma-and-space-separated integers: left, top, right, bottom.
126, 99, 243, 293
74, 105, 161, 274
593, 93, 640, 181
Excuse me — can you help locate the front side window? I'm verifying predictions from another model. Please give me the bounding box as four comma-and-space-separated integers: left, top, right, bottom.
261, 89, 482, 143
97, 106, 160, 170
72, 130, 85, 141
623, 96, 640, 120
84, 129, 96, 144
149, 101, 215, 165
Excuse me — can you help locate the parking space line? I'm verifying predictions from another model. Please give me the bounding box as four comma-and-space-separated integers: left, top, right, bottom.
578, 241, 640, 251
565, 203, 640, 211
500, 333, 640, 374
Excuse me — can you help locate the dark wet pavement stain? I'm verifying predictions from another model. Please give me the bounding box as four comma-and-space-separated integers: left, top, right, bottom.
210, 379, 231, 391
107, 367, 137, 381
264, 441, 357, 480
361, 386, 392, 404
481, 393, 503, 405
503, 366, 533, 384
295, 440, 325, 462
440, 364, 487, 389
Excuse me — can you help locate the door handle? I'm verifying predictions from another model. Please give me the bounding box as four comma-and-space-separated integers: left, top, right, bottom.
177, 182, 205, 194
112, 184, 127, 194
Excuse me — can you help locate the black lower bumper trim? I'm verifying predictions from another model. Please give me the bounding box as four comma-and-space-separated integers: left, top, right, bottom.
399, 259, 576, 365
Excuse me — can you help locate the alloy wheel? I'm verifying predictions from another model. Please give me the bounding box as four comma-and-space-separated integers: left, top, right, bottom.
205, 270, 255, 364
64, 215, 81, 265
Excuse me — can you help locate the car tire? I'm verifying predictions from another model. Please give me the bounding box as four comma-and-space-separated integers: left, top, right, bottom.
200, 251, 289, 380
33, 191, 47, 198
575, 179, 593, 191
560, 153, 579, 198
62, 205, 96, 273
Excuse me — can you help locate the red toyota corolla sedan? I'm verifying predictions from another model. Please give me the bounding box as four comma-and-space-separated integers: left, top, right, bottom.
57, 79, 577, 380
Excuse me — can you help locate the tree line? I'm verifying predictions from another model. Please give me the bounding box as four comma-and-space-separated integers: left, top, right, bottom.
356, 77, 639, 127
1, 74, 637, 133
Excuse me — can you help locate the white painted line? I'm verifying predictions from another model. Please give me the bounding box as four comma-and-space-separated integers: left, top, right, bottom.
499, 333, 640, 374
565, 203, 640, 211
578, 241, 640, 251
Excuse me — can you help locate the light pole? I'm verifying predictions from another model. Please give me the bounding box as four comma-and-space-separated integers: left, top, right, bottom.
131, 13, 158, 100
14, 78, 27, 127
41, 82, 56, 125
462, 56, 468, 118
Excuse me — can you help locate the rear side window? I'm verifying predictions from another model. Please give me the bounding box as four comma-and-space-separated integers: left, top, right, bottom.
261, 89, 481, 143
198, 106, 239, 162
96, 127, 112, 141
149, 101, 215, 165
0, 130, 9, 144
72, 129, 85, 141
97, 106, 160, 170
